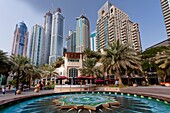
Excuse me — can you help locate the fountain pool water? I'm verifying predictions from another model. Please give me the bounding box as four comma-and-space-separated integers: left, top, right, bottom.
0, 92, 170, 113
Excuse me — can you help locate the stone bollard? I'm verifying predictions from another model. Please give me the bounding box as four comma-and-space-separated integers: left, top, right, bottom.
133, 83, 137, 87
16, 90, 21, 94
34, 88, 39, 93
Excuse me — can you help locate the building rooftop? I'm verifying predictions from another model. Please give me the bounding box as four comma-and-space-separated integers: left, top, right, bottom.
45, 10, 52, 16
76, 14, 89, 21
17, 21, 27, 29
146, 38, 170, 50
64, 52, 83, 59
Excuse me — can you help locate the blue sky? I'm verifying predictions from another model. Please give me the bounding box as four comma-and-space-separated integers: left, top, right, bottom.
0, 0, 167, 54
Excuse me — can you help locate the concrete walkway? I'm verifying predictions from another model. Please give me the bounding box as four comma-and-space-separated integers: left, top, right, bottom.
120, 86, 170, 102
122, 86, 170, 95
0, 89, 54, 106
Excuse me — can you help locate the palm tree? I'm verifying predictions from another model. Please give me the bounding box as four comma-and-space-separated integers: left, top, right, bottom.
83, 48, 94, 58
155, 48, 170, 82
30, 67, 42, 86
0, 50, 12, 85
0, 62, 13, 85
100, 40, 142, 86
40, 64, 55, 81
83, 48, 101, 60
79, 58, 102, 78
23, 64, 33, 88
0, 50, 9, 74
52, 57, 64, 68
23, 64, 42, 88
10, 55, 30, 90
32, 68, 42, 81
99, 57, 111, 80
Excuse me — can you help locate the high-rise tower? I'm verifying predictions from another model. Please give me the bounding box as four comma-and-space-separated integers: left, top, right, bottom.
97, 1, 142, 52
66, 30, 76, 52
49, 8, 64, 64
90, 31, 97, 51
76, 15, 90, 52
160, 0, 170, 38
11, 21, 29, 57
29, 24, 44, 66
41, 11, 53, 65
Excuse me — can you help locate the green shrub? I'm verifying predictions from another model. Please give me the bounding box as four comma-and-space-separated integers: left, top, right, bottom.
11, 79, 16, 86
119, 84, 125, 88
50, 84, 55, 89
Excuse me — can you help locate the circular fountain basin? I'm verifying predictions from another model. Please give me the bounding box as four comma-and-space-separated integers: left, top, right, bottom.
0, 92, 170, 113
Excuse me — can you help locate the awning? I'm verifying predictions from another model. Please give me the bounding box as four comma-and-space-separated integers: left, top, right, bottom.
75, 76, 87, 79
57, 76, 68, 79
86, 76, 96, 79
95, 79, 104, 83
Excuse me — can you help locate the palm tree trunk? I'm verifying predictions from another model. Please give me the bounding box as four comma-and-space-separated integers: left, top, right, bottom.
104, 68, 108, 84
118, 75, 123, 85
29, 74, 31, 89
4, 73, 9, 85
117, 71, 123, 86
89, 73, 91, 84
163, 69, 167, 82
16, 69, 20, 90
126, 71, 130, 86
127, 77, 130, 86
104, 71, 107, 78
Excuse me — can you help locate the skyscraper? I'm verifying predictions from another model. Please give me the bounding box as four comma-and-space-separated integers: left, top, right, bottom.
49, 8, 64, 64
41, 11, 53, 65
67, 35, 71, 52
11, 21, 29, 57
160, 0, 170, 38
76, 15, 90, 52
90, 31, 97, 51
29, 24, 44, 66
97, 1, 142, 52
66, 30, 76, 52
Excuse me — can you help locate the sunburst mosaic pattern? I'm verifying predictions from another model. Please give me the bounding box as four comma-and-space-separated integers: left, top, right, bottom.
52, 94, 120, 111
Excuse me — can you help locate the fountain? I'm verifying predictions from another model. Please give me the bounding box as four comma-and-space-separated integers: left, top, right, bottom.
52, 94, 120, 112
1, 92, 170, 113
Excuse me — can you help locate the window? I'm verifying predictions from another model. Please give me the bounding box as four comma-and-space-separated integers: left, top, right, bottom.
57, 36, 63, 56
20, 36, 25, 44
58, 18, 63, 36
68, 59, 79, 62
69, 68, 78, 78
53, 17, 56, 35
111, 8, 113, 13
102, 10, 105, 16
18, 45, 24, 55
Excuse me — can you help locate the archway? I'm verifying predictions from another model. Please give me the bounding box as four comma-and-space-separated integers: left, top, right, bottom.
69, 68, 78, 85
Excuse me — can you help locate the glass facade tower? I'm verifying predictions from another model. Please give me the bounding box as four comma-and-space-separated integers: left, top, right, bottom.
90, 31, 97, 51
49, 8, 64, 64
40, 11, 53, 65
66, 30, 76, 52
76, 15, 90, 52
11, 22, 29, 57
29, 24, 44, 66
